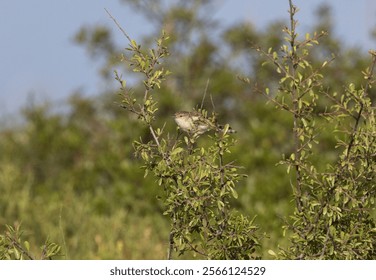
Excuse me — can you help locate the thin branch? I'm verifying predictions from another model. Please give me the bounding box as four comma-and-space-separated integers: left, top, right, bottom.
252, 45, 290, 77
253, 86, 295, 114
322, 90, 358, 121
346, 53, 376, 158
200, 79, 210, 110
104, 8, 132, 43
167, 228, 174, 260
185, 240, 208, 257
288, 0, 304, 215
149, 126, 161, 147
210, 94, 216, 112
6, 233, 34, 260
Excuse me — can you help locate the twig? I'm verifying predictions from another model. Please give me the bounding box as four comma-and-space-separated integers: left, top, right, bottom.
185, 240, 208, 257
104, 8, 132, 43
149, 126, 161, 147
346, 52, 376, 158
210, 94, 216, 112
6, 233, 34, 260
200, 79, 210, 110
288, 0, 304, 215
167, 229, 174, 260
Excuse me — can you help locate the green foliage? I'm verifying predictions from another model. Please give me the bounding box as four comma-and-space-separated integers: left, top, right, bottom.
1, 0, 375, 260
113, 22, 260, 259
248, 1, 376, 259
0, 224, 61, 260
0, 97, 169, 259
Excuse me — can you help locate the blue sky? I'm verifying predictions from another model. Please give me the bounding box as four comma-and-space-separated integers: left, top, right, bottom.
1, 0, 375, 118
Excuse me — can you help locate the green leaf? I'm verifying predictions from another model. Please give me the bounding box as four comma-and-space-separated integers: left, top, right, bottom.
217, 200, 225, 210
24, 241, 30, 252
171, 147, 184, 156
131, 39, 138, 48
230, 187, 238, 199
268, 249, 277, 257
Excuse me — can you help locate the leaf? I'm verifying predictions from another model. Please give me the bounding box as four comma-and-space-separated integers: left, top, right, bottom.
24, 241, 30, 252
171, 147, 184, 156
14, 248, 20, 260
268, 250, 277, 257
230, 187, 238, 199
217, 200, 225, 210
131, 39, 138, 48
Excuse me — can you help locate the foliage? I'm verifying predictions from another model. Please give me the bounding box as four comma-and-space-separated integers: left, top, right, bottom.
0, 97, 169, 259
0, 224, 60, 260
112, 18, 260, 259
1, 0, 375, 259
245, 1, 376, 259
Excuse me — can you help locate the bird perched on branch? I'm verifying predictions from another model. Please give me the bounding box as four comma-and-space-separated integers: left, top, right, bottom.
174, 111, 236, 136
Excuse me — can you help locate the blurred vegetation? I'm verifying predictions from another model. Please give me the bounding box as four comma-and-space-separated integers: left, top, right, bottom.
1, 0, 375, 259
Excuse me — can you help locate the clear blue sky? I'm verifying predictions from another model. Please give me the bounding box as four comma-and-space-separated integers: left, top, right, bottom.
1, 0, 375, 118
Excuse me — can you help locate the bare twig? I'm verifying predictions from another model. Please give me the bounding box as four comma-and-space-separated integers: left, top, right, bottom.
200, 79, 210, 110
210, 94, 216, 112
104, 8, 132, 43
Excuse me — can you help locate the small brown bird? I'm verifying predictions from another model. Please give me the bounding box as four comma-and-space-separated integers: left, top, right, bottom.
174, 111, 236, 135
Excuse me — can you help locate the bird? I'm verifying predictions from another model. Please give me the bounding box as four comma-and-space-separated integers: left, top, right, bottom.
174, 111, 236, 136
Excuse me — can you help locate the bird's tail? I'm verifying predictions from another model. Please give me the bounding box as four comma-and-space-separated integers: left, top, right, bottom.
217, 124, 237, 134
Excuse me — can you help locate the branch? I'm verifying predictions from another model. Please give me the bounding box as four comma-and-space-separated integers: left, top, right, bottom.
6, 233, 34, 260
288, 0, 304, 215
200, 79, 210, 110
346, 52, 376, 158
104, 8, 132, 43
